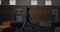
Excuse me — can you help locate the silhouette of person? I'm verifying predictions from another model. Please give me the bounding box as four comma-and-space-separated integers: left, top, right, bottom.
21, 7, 33, 32
25, 7, 32, 27
25, 7, 30, 22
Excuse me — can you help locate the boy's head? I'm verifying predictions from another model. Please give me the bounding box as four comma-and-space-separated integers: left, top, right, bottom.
27, 7, 30, 12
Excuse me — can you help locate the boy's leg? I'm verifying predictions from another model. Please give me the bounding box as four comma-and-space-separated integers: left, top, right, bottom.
27, 21, 33, 29
21, 21, 27, 32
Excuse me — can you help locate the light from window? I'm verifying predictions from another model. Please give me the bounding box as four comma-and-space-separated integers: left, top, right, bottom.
31, 0, 37, 5
45, 0, 52, 5
9, 0, 16, 5
0, 0, 1, 5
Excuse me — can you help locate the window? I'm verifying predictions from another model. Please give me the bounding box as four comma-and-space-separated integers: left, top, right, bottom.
9, 0, 16, 5
0, 0, 1, 5
31, 0, 37, 5
45, 0, 52, 5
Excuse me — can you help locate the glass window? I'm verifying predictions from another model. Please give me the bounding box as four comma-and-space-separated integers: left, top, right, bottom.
31, 0, 37, 5
45, 0, 52, 5
9, 0, 16, 5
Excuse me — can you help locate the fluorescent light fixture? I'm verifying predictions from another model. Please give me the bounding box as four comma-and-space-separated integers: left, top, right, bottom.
9, 0, 16, 5
45, 0, 52, 5
31, 0, 37, 5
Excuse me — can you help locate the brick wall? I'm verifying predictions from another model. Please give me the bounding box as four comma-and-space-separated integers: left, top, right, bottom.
0, 5, 54, 23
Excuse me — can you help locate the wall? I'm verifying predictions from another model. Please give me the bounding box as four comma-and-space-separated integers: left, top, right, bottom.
52, 0, 60, 6
0, 5, 16, 21
0, 5, 53, 23
38, 0, 45, 6
1, 0, 60, 6
2, 0, 9, 5
16, 0, 31, 5
16, 0, 45, 6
